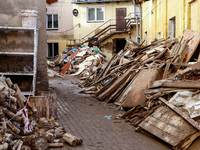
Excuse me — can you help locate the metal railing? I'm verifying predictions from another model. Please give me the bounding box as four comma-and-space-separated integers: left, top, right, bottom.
79, 17, 137, 46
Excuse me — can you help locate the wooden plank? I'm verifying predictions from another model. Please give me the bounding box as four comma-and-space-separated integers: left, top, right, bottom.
30, 96, 46, 119
139, 106, 198, 146
182, 29, 200, 63
95, 76, 118, 96
97, 63, 139, 101
115, 73, 139, 105
122, 68, 162, 109
159, 97, 200, 131
38, 91, 57, 119
162, 63, 171, 79
105, 73, 135, 103
162, 81, 200, 89
144, 88, 196, 95
61, 50, 79, 74
148, 79, 171, 89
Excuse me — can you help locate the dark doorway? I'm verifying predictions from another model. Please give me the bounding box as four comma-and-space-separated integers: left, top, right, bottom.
116, 8, 126, 31
113, 38, 126, 54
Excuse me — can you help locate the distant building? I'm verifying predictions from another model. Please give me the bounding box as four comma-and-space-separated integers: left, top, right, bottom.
46, 0, 74, 58
72, 0, 141, 60
135, 0, 200, 45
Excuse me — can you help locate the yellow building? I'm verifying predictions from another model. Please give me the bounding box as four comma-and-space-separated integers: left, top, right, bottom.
73, 0, 141, 60
136, 0, 200, 45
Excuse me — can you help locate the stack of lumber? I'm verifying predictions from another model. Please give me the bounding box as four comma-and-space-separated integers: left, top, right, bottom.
80, 37, 178, 100
0, 76, 82, 149
119, 29, 200, 149
79, 29, 200, 149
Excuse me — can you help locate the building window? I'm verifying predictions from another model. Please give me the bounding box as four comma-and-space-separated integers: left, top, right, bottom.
169, 16, 176, 39
158, 32, 161, 39
47, 43, 58, 57
86, 6, 105, 22
46, 14, 58, 29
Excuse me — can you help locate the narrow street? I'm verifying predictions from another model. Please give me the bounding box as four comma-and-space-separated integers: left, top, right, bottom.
49, 75, 171, 150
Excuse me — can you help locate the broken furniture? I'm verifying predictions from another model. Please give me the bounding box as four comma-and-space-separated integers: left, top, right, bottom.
0, 26, 38, 95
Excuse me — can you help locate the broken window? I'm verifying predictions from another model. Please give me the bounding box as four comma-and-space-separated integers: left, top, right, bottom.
46, 14, 58, 29
47, 43, 59, 57
87, 6, 104, 22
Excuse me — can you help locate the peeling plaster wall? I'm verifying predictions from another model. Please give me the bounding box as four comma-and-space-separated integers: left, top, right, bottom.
0, 0, 48, 92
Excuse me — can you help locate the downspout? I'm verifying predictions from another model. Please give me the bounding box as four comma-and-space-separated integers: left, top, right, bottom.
133, 0, 136, 17
139, 4, 142, 44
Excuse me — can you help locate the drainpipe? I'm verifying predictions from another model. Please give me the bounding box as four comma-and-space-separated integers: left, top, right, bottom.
133, 0, 136, 18
136, 16, 138, 40
139, 4, 142, 44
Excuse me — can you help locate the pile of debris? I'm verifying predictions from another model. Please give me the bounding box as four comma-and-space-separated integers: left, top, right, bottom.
47, 46, 106, 78
0, 76, 82, 149
79, 29, 200, 149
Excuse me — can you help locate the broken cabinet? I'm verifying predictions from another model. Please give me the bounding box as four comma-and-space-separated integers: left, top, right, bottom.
0, 26, 38, 95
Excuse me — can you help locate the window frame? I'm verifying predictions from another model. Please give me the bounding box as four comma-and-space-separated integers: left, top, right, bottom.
86, 5, 105, 23
47, 43, 59, 58
46, 14, 58, 30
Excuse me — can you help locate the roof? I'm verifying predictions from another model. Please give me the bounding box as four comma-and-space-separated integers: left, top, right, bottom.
73, 0, 131, 4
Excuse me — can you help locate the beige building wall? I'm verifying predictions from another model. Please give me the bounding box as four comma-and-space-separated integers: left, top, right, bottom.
46, 0, 74, 54
73, 1, 134, 42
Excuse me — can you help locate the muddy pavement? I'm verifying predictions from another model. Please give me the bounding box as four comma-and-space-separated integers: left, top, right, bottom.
49, 75, 171, 150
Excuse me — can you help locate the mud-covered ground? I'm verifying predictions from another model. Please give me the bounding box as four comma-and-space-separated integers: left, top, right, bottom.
49, 75, 171, 150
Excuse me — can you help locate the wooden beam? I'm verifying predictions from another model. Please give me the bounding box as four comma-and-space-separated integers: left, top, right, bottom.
163, 81, 200, 89
98, 63, 140, 101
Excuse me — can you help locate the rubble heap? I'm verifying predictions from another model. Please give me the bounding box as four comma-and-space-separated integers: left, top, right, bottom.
79, 29, 200, 149
0, 76, 82, 149
47, 46, 106, 78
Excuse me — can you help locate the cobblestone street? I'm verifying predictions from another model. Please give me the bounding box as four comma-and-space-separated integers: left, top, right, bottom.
49, 76, 171, 150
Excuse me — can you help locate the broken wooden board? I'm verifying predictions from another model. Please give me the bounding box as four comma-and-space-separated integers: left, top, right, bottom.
122, 68, 162, 110
182, 29, 200, 63
30, 96, 46, 119
39, 91, 57, 120
61, 50, 79, 74
139, 106, 199, 148
162, 81, 200, 89
97, 63, 140, 101
159, 97, 200, 131
169, 91, 200, 119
